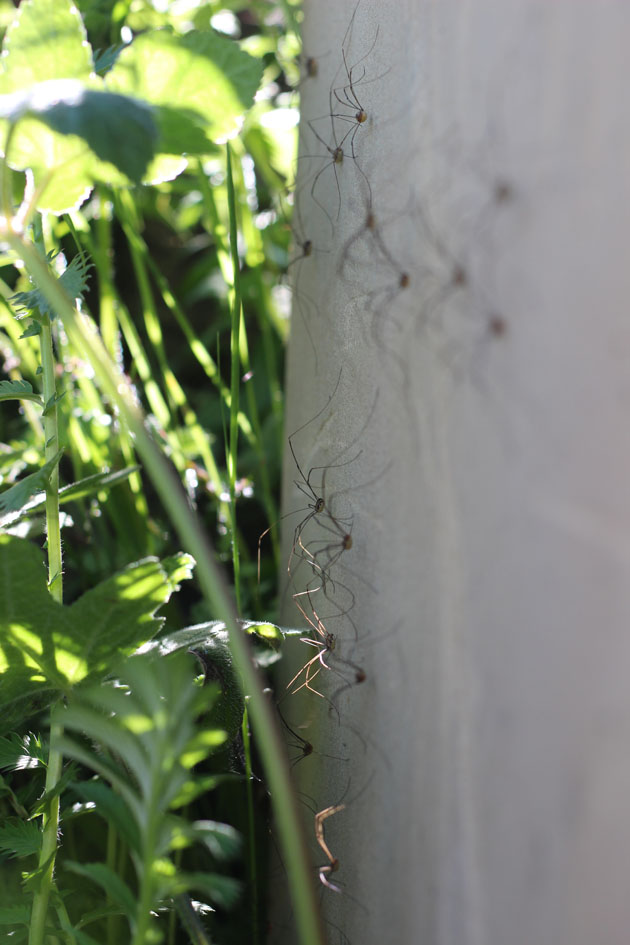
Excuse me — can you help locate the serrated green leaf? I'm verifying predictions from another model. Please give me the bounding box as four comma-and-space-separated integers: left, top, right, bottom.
0, 449, 63, 515
64, 862, 136, 918
0, 0, 92, 91
0, 818, 40, 858
42, 391, 66, 417
0, 379, 43, 407
11, 251, 92, 320
0, 535, 195, 733
0, 732, 44, 770
19, 321, 41, 339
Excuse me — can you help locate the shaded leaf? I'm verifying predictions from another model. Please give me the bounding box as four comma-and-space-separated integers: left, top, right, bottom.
0, 818, 40, 858
0, 905, 30, 925
0, 82, 157, 183
106, 29, 262, 180
70, 780, 140, 852
64, 862, 136, 918
165, 871, 241, 910
0, 0, 95, 211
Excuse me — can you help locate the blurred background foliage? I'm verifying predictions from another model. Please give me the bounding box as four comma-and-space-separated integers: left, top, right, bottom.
0, 0, 302, 622
0, 2, 305, 941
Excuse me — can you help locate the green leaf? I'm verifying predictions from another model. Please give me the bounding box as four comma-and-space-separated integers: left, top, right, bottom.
11, 250, 92, 320
0, 905, 30, 926
19, 321, 41, 339
0, 82, 158, 183
92, 45, 123, 76
165, 871, 241, 910
106, 29, 263, 178
0, 732, 45, 770
0, 535, 194, 733
0, 818, 40, 858
145, 622, 244, 742
64, 862, 136, 918
0, 449, 63, 515
0, 466, 140, 529
0, 0, 92, 91
0, 0, 95, 212
0, 379, 43, 407
188, 820, 242, 861
70, 780, 140, 852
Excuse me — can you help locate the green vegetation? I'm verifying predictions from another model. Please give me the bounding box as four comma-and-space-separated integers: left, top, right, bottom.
0, 1, 321, 943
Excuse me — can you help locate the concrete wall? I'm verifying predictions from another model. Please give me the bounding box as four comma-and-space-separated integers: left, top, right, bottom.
273, 3, 630, 943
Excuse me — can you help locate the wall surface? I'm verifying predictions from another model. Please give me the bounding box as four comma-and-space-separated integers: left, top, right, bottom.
272, 3, 630, 944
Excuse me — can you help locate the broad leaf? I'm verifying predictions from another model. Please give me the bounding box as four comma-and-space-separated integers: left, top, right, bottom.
0, 82, 157, 184
0, 0, 95, 211
0, 535, 194, 733
106, 29, 263, 181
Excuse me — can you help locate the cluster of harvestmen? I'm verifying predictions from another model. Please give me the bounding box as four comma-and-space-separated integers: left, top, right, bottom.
259, 364, 381, 908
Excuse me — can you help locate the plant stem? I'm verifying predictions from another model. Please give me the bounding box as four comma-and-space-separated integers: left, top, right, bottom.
226, 143, 242, 614
28, 278, 65, 945
40, 315, 63, 600
28, 718, 64, 945
241, 706, 259, 945
4, 226, 327, 945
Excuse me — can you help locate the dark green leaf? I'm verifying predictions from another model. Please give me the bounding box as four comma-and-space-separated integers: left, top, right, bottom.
64, 862, 136, 918
0, 818, 40, 858
165, 871, 241, 910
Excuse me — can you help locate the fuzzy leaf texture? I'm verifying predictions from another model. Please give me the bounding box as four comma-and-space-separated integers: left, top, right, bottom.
0, 818, 41, 858
0, 535, 194, 734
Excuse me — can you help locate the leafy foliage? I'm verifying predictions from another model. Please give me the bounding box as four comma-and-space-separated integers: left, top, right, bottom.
0, 379, 43, 406
11, 251, 92, 321
0, 449, 63, 515
0, 534, 194, 732
56, 650, 241, 937
0, 0, 301, 941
